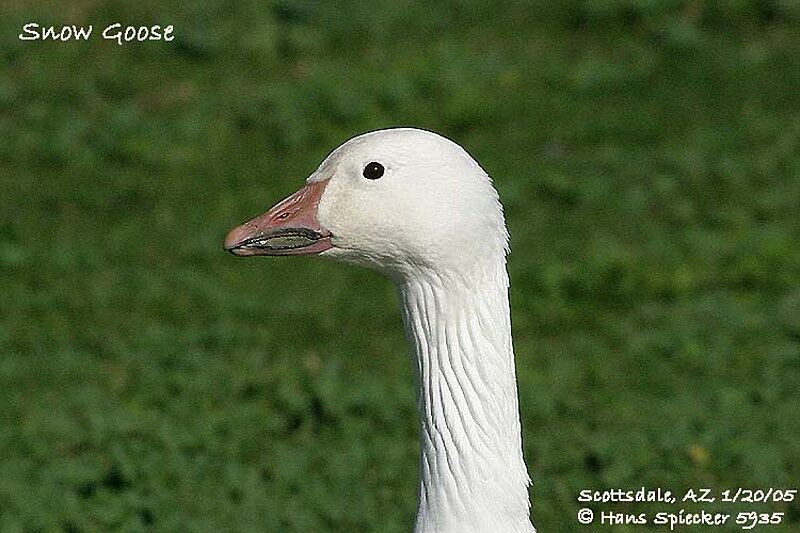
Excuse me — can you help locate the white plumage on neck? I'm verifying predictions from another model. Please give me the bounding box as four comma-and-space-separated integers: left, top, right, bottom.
399, 263, 534, 533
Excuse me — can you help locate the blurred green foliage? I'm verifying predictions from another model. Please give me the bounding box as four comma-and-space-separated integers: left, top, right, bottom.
1, 0, 799, 531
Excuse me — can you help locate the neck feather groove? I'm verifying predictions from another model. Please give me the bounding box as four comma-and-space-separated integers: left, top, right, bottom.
399, 265, 533, 533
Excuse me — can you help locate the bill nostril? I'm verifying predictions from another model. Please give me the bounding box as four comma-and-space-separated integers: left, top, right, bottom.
277, 212, 290, 220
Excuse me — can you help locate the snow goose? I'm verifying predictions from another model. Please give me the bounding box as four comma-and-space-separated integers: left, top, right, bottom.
225, 128, 534, 532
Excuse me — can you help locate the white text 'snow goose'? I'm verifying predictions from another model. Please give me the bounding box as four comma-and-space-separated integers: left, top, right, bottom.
225, 128, 535, 532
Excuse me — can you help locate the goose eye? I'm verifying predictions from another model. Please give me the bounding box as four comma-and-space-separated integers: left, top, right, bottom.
363, 162, 384, 180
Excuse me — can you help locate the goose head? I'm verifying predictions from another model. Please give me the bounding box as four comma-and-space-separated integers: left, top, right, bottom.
224, 128, 508, 280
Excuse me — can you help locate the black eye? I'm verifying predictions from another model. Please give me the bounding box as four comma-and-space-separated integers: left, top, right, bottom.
363, 162, 384, 180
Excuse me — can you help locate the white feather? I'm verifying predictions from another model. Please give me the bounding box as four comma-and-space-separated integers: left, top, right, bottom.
311, 128, 534, 532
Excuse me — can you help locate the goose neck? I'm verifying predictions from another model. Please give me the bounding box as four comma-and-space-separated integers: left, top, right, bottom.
398, 269, 534, 533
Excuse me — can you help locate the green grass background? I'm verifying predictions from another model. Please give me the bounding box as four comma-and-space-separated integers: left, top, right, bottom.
2, 1, 799, 531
